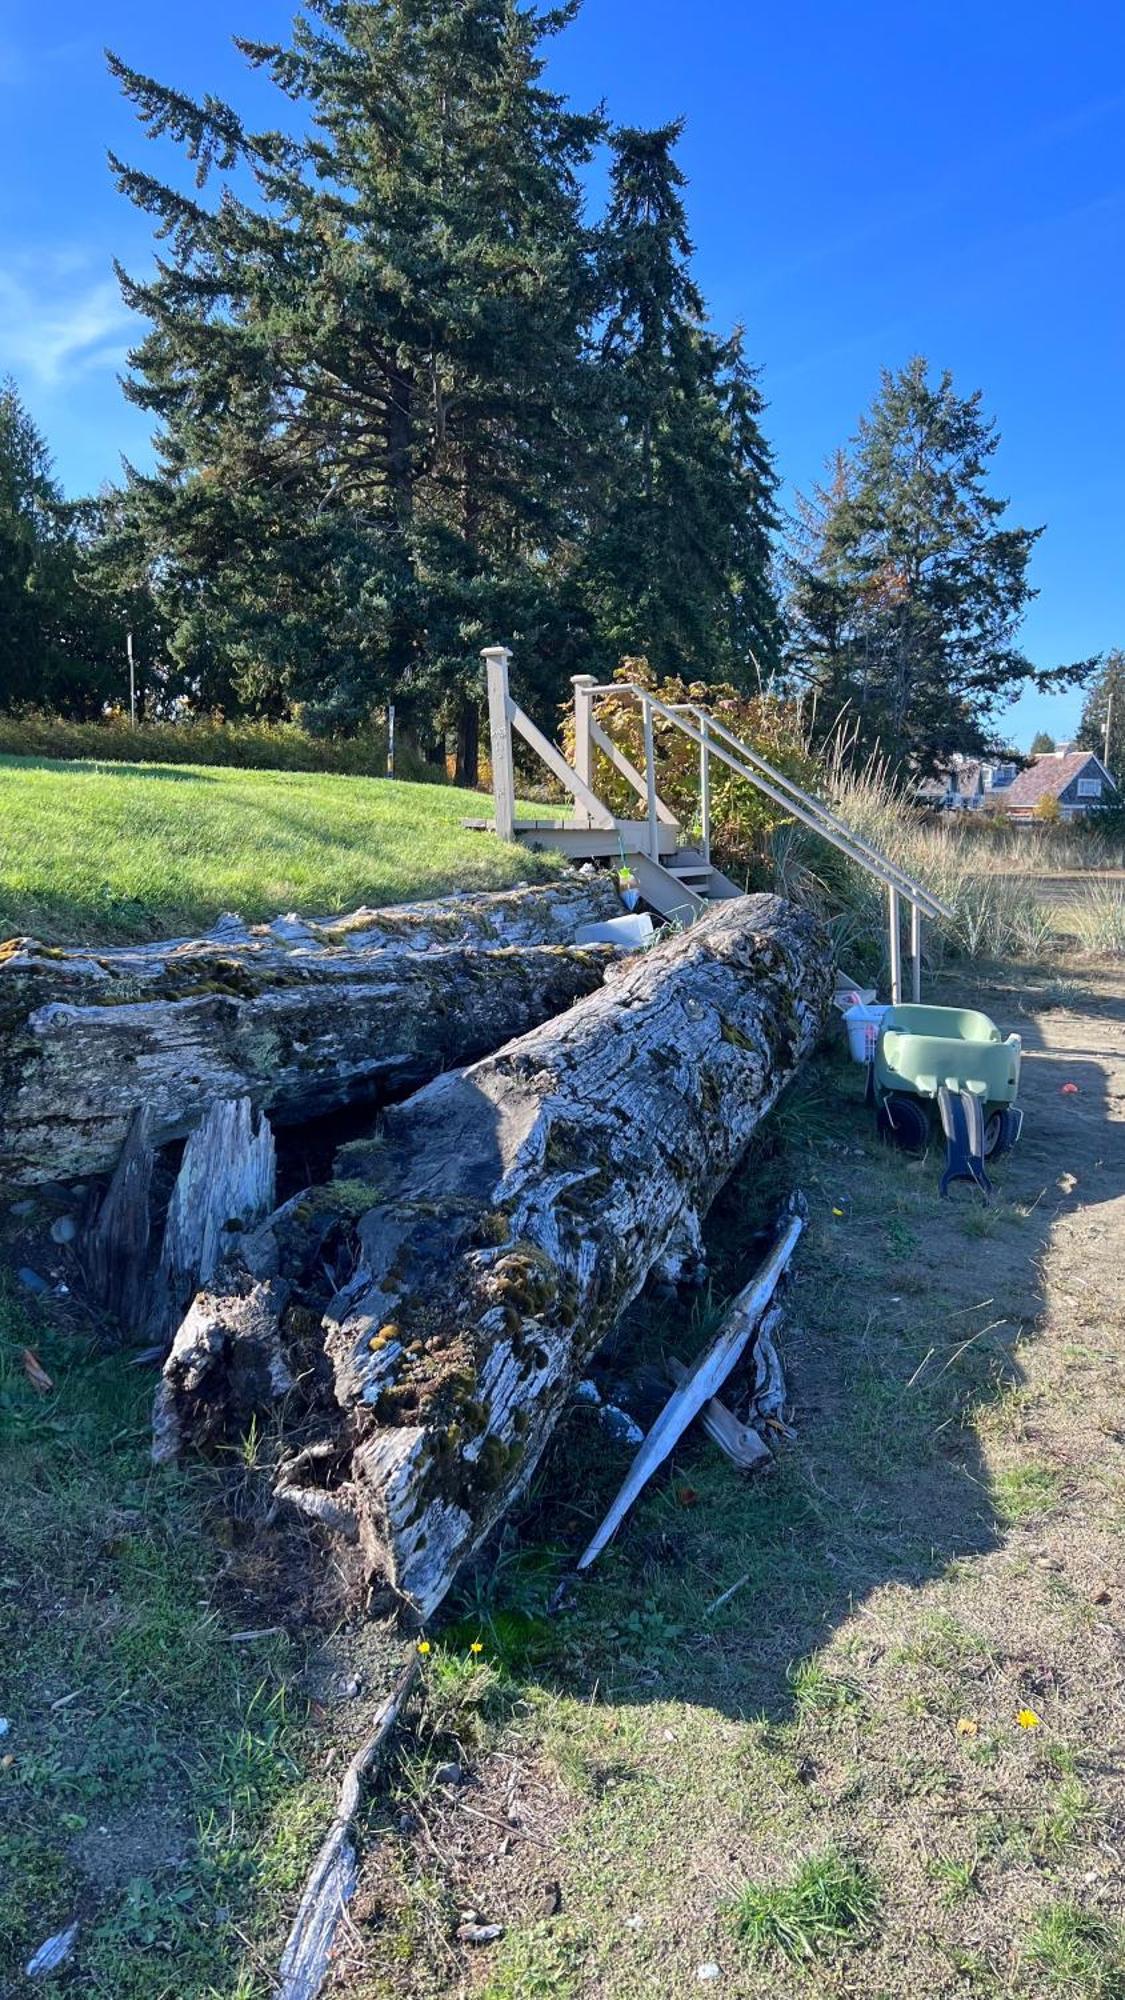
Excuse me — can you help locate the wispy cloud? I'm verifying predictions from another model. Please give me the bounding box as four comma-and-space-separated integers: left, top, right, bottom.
0, 257, 135, 389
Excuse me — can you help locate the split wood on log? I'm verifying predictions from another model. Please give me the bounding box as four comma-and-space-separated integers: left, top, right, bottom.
81, 1104, 154, 1330
275, 1656, 419, 2000
0, 879, 621, 1183
577, 1196, 805, 1570
666, 1356, 772, 1471
148, 1097, 277, 1343
157, 895, 831, 1620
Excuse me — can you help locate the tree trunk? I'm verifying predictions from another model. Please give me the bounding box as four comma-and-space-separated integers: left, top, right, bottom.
0, 879, 622, 1184
158, 895, 832, 1620
454, 701, 479, 789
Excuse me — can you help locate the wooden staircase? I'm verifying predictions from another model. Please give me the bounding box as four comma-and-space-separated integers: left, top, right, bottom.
474, 646, 952, 992
628, 849, 743, 921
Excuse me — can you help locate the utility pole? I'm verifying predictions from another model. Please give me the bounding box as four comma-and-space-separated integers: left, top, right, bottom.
386, 702, 396, 780
1105, 689, 1114, 781
126, 631, 136, 727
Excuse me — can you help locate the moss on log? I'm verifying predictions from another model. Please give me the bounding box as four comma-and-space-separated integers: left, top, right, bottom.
158, 895, 832, 1620
0, 879, 621, 1182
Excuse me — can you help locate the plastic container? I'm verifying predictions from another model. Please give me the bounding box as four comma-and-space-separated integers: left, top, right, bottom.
575, 912, 655, 949
844, 1002, 890, 1063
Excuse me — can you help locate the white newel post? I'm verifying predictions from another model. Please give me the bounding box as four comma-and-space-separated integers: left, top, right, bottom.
483, 645, 516, 842
571, 674, 597, 794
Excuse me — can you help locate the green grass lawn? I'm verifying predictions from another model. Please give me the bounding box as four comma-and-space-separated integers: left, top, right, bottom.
0, 1282, 326, 1999
0, 756, 558, 944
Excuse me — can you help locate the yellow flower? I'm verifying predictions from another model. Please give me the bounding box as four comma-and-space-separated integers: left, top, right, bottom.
1017, 1708, 1040, 1729
955, 1717, 978, 1737
832, 1207, 845, 1217
416, 1639, 431, 1656
470, 1640, 483, 1656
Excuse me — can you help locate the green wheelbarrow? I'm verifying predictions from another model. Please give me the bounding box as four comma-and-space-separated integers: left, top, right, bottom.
871, 1003, 1023, 1196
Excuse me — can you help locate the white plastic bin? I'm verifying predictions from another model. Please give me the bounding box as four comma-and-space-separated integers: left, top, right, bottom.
844, 1002, 890, 1063
575, 913, 655, 949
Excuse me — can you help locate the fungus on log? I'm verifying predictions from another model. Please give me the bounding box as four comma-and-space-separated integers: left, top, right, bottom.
158, 895, 831, 1620
0, 879, 621, 1183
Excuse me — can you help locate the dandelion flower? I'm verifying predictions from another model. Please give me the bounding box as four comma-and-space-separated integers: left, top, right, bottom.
470, 1640, 483, 1655
1017, 1707, 1040, 1729
416, 1639, 431, 1656
955, 1717, 977, 1737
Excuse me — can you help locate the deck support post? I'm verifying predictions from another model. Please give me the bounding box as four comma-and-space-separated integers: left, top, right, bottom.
641, 695, 659, 860
910, 899, 922, 1003
888, 884, 903, 1005
483, 645, 516, 842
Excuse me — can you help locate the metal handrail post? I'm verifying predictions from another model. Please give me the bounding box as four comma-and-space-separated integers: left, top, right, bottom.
699, 712, 711, 864
888, 885, 903, 1005
641, 695, 659, 859
910, 899, 922, 1002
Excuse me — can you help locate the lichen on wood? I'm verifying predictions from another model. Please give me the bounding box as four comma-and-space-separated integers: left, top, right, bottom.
158, 895, 832, 1621
0, 878, 621, 1183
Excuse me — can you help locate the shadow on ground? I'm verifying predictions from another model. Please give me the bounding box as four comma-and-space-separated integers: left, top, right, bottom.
442, 961, 1123, 1724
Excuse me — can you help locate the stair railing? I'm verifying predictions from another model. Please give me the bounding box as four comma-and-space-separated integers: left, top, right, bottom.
575, 676, 952, 1004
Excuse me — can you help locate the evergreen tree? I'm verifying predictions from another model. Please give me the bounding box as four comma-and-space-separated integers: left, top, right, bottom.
1029, 729, 1056, 753
1076, 650, 1125, 780
786, 358, 1075, 768
108, 0, 603, 769
0, 380, 122, 716
583, 123, 781, 683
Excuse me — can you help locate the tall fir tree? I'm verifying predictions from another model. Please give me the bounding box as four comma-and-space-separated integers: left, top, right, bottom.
786, 358, 1075, 768
109, 0, 604, 768
1076, 649, 1125, 781
582, 123, 781, 684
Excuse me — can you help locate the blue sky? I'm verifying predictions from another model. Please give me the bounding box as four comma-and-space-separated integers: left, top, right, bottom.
1, 0, 1122, 747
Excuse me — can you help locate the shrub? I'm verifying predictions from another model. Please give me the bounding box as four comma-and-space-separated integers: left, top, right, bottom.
560, 660, 818, 874
0, 710, 439, 782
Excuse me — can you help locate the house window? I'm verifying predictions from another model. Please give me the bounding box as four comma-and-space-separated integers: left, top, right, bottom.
1076, 778, 1102, 799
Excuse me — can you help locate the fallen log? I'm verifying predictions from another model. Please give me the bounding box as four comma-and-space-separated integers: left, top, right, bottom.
0, 879, 620, 1183
161, 895, 831, 1619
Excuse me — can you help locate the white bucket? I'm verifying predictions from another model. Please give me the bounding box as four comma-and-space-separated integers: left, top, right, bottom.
844, 1002, 890, 1063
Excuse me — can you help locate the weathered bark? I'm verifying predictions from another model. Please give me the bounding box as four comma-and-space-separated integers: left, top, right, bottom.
159, 895, 831, 1620
82, 1104, 154, 1332
0, 879, 621, 1184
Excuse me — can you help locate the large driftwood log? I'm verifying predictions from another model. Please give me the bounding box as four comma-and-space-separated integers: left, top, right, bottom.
0, 879, 621, 1183
159, 895, 831, 1620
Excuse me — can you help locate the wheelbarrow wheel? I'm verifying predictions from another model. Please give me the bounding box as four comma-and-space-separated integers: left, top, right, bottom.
877, 1093, 930, 1154
983, 1107, 1022, 1159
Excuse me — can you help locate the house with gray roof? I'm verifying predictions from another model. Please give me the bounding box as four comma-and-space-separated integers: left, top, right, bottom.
998, 748, 1116, 821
